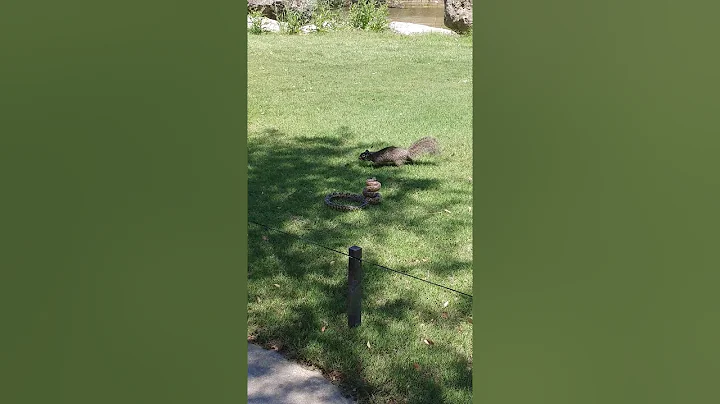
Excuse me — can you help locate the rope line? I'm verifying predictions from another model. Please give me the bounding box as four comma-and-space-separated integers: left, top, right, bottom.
249, 220, 473, 299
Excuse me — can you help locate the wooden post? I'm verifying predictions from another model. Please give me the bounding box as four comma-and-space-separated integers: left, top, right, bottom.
348, 246, 363, 328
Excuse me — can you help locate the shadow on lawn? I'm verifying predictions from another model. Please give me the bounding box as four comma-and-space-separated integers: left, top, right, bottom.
248, 126, 472, 403
248, 127, 447, 219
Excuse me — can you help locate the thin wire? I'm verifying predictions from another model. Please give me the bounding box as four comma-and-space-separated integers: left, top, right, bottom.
248, 220, 473, 299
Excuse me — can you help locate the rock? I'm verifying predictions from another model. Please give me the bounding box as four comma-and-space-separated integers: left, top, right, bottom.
247, 0, 316, 21
285, 0, 317, 19
389, 21, 456, 36
300, 24, 318, 34
247, 16, 282, 32
248, 0, 286, 20
443, 0, 472, 33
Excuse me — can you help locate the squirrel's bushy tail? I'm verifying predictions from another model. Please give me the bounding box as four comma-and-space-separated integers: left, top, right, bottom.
407, 136, 440, 159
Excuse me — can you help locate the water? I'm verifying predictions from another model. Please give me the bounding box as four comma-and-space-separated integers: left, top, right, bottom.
388, 5, 446, 29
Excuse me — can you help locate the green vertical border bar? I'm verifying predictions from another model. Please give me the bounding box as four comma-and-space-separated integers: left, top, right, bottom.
241, 1, 250, 401
473, 1, 720, 404
472, 6, 481, 404
1, 1, 248, 403
240, 2, 250, 403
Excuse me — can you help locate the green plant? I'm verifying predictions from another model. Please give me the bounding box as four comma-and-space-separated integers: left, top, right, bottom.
279, 7, 306, 34
327, 0, 346, 8
248, 10, 265, 35
311, 0, 345, 32
366, 2, 389, 32
348, 0, 388, 31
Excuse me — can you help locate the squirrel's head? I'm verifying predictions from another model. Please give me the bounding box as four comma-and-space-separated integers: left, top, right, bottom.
359, 150, 371, 161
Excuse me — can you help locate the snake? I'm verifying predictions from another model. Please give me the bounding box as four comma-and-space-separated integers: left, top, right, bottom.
324, 192, 369, 211
324, 178, 382, 211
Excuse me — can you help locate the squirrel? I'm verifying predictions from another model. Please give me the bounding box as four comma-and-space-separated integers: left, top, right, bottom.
359, 136, 440, 167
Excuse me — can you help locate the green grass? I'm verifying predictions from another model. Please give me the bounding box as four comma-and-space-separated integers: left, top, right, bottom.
248, 31, 472, 404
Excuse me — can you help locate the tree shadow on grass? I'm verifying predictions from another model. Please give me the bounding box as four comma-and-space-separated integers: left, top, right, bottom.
248, 125, 472, 403
248, 268, 472, 403
248, 126, 448, 220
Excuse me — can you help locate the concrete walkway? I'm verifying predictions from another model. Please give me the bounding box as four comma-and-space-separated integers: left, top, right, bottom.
248, 343, 356, 404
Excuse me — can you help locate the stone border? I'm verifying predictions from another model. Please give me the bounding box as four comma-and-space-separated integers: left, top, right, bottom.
389, 21, 455, 35
247, 16, 456, 35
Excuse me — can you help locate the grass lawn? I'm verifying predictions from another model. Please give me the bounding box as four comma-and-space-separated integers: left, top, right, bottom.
247, 30, 472, 404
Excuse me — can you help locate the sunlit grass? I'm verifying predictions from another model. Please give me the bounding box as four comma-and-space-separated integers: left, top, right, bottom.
248, 30, 472, 404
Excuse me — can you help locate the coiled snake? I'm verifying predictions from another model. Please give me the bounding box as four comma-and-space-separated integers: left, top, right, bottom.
324, 178, 382, 211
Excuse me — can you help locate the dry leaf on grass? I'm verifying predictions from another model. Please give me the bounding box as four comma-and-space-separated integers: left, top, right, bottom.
467, 318, 473, 324
329, 370, 343, 382
262, 235, 268, 241
441, 312, 449, 319
413, 363, 421, 371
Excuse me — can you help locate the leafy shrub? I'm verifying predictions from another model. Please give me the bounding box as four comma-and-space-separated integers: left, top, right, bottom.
248, 10, 264, 35
277, 7, 308, 34
327, 0, 346, 8
366, 4, 389, 32
348, 0, 388, 31
312, 1, 343, 32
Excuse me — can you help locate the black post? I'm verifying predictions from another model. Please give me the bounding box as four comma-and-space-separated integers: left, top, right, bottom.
348, 246, 363, 328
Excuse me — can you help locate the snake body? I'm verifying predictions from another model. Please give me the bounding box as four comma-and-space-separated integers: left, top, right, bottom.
363, 178, 382, 205
324, 178, 382, 211
324, 192, 368, 211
